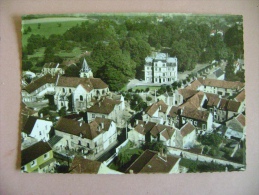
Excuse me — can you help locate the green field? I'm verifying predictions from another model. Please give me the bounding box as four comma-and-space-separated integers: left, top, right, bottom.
22, 20, 87, 47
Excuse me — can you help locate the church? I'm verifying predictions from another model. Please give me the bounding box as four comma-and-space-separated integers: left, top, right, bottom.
22, 59, 109, 112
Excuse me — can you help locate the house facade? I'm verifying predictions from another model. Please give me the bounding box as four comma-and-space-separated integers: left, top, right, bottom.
128, 120, 176, 147
21, 141, 55, 173
22, 74, 57, 102
54, 76, 109, 111
22, 116, 53, 142
175, 122, 196, 149
179, 107, 213, 133
142, 100, 171, 124
144, 52, 178, 84
54, 117, 117, 158
87, 97, 124, 125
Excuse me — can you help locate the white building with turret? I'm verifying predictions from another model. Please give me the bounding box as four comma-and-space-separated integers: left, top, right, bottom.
144, 52, 178, 84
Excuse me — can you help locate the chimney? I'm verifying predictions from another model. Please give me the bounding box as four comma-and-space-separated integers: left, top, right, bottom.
136, 120, 138, 125
159, 105, 162, 111
40, 113, 43, 118
98, 102, 101, 107
101, 122, 104, 129
129, 169, 134, 174
79, 122, 83, 127
98, 125, 101, 132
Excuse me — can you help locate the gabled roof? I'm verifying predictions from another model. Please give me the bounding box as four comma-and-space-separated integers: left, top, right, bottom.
218, 99, 228, 110
181, 107, 210, 122
55, 117, 112, 140
234, 89, 245, 102
70, 156, 101, 174
180, 122, 195, 137
23, 74, 57, 93
168, 106, 179, 118
145, 100, 168, 117
185, 79, 203, 90
134, 121, 156, 135
198, 78, 244, 90
205, 93, 221, 107
178, 89, 198, 101
179, 91, 205, 109
22, 116, 38, 134
87, 98, 121, 115
227, 101, 241, 112
21, 141, 52, 166
150, 124, 175, 140
126, 150, 180, 174
56, 77, 108, 91
236, 114, 246, 127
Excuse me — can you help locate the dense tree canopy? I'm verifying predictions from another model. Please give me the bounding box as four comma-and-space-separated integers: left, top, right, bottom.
23, 15, 244, 91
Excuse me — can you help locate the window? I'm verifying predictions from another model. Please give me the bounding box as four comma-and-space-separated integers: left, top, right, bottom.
63, 88, 65, 93
31, 160, 37, 167
202, 124, 206, 130
61, 102, 64, 107
87, 143, 90, 148
43, 153, 49, 160
69, 89, 72, 93
92, 114, 95, 118
80, 95, 83, 101
39, 131, 42, 136
194, 121, 197, 126
95, 142, 97, 147
102, 115, 105, 118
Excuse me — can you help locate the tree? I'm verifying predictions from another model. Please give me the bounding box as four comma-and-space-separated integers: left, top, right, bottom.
22, 60, 33, 71
199, 133, 223, 147
38, 107, 50, 117
58, 106, 67, 117
224, 24, 244, 59
142, 140, 168, 154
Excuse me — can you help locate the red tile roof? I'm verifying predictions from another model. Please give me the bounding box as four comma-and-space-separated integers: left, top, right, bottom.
178, 89, 198, 101
168, 106, 179, 118
150, 124, 175, 140
227, 100, 241, 112
234, 89, 245, 102
181, 107, 210, 122
87, 98, 121, 114
236, 114, 246, 127
205, 93, 221, 107
145, 100, 168, 117
180, 122, 195, 137
70, 156, 101, 174
198, 78, 244, 90
126, 150, 180, 174
185, 79, 203, 90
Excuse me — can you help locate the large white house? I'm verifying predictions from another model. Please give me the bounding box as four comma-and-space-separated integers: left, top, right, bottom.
144, 52, 178, 84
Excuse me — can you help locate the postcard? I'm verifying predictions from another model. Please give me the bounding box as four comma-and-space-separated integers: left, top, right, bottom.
20, 13, 245, 174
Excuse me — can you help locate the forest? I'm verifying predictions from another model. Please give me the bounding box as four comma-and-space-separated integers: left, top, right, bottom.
22, 14, 244, 91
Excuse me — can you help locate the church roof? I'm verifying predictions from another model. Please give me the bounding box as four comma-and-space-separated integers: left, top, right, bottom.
80, 58, 91, 73
56, 76, 108, 91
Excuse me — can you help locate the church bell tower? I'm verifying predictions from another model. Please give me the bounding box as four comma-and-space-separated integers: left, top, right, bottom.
80, 58, 93, 78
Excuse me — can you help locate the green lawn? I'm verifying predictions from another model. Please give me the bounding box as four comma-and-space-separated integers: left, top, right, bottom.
22, 20, 87, 46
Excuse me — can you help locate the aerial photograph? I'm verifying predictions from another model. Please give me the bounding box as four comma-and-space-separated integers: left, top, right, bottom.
20, 13, 245, 174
